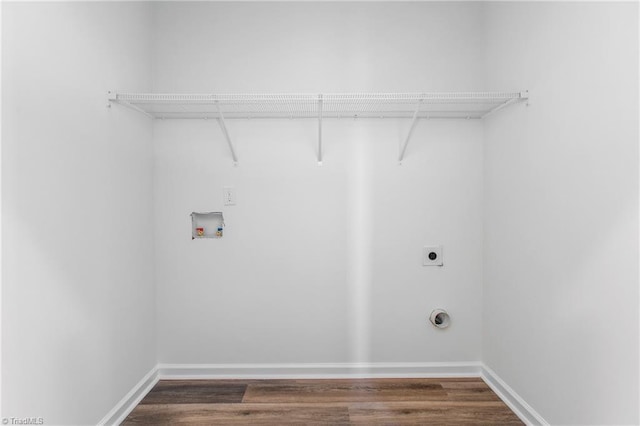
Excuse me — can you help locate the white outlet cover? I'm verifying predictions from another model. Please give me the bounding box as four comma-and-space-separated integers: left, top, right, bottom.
223, 187, 235, 206
423, 246, 443, 266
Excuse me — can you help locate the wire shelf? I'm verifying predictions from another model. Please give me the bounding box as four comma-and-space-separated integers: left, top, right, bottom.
108, 91, 528, 120
107, 91, 528, 164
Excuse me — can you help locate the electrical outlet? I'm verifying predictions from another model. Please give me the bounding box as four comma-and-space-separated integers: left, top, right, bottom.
423, 246, 443, 266
223, 187, 236, 206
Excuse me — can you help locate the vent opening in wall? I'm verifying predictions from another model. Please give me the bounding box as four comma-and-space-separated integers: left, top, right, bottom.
191, 212, 225, 239
429, 309, 450, 329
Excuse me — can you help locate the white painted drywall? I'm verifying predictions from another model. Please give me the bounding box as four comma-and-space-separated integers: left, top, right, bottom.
2, 3, 155, 424
482, 2, 639, 424
153, 2, 484, 364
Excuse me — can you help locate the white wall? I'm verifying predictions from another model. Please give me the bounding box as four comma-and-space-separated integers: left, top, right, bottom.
2, 3, 155, 424
482, 2, 639, 424
153, 2, 484, 365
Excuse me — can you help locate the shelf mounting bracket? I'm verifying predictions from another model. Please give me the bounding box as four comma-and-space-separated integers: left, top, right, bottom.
318, 94, 323, 165
398, 100, 423, 164
481, 97, 518, 119
216, 102, 239, 166
107, 91, 153, 119
120, 100, 154, 119
481, 91, 529, 119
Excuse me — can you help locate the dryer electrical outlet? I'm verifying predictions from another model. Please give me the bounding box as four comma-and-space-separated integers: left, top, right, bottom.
223, 187, 236, 206
423, 246, 443, 266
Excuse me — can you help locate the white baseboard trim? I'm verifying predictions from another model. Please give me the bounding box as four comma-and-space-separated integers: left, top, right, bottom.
480, 365, 548, 426
98, 365, 159, 426
157, 362, 482, 380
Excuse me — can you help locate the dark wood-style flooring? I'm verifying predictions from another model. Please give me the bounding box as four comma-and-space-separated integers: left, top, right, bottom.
123, 378, 524, 425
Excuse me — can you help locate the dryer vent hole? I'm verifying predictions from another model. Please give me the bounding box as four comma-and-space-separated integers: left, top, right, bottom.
429, 309, 450, 329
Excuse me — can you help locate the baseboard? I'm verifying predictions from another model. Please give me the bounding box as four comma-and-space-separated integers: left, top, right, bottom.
481, 365, 549, 426
98, 365, 159, 426
157, 361, 482, 379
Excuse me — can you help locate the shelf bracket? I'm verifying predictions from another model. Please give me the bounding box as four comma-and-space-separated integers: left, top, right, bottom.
398, 100, 422, 164
107, 91, 153, 119
481, 97, 519, 119
120, 100, 154, 119
216, 102, 239, 166
318, 95, 323, 165
481, 91, 529, 119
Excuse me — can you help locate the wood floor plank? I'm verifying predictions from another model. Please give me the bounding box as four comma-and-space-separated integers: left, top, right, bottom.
123, 378, 524, 425
348, 401, 523, 425
123, 403, 350, 425
440, 380, 502, 401
242, 378, 448, 403
138, 380, 246, 404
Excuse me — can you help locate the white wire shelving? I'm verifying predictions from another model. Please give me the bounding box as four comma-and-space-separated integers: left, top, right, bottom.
107, 91, 529, 165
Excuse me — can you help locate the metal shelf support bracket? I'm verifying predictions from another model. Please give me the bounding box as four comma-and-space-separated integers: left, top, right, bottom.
107, 91, 153, 119
216, 102, 239, 166
318, 94, 323, 165
398, 100, 423, 164
481, 90, 529, 119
